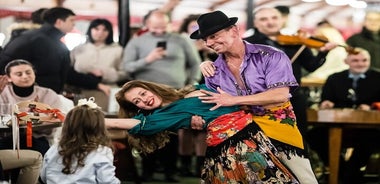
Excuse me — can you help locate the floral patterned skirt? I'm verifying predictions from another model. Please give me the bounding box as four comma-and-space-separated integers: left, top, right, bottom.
201, 111, 299, 184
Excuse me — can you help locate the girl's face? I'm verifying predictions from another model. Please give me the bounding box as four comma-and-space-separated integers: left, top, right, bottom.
7, 64, 35, 87
91, 24, 109, 44
124, 87, 163, 110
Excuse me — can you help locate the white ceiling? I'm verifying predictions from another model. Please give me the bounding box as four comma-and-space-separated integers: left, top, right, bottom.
0, 0, 379, 29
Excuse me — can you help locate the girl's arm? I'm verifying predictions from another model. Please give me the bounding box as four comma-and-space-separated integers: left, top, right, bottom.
105, 118, 141, 130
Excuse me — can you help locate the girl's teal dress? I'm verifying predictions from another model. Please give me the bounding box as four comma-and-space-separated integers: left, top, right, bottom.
128, 96, 239, 135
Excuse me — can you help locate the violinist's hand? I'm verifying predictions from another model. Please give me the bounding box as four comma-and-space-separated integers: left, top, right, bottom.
319, 42, 337, 52
319, 100, 334, 109
200, 60, 216, 77
199, 87, 236, 111
190, 115, 205, 130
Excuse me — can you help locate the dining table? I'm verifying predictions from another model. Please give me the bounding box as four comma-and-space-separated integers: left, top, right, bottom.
0, 121, 62, 132
307, 108, 380, 184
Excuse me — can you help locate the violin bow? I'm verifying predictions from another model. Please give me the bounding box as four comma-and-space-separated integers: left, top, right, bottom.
290, 45, 306, 63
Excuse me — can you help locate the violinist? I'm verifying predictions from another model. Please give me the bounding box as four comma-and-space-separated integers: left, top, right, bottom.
244, 7, 337, 138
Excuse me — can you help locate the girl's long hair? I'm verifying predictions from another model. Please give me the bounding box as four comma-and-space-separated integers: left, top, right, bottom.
58, 105, 113, 174
116, 80, 195, 154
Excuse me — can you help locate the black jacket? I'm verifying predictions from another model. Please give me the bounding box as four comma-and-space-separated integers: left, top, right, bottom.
321, 69, 380, 108
0, 24, 70, 93
346, 27, 380, 71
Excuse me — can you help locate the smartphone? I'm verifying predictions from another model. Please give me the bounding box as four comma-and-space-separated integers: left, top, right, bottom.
156, 41, 167, 50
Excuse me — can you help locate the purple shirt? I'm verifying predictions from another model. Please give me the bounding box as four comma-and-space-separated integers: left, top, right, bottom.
205, 41, 298, 113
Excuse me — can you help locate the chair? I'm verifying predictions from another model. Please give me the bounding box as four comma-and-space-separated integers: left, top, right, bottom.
112, 138, 141, 184
0, 161, 4, 181
365, 153, 380, 181
108, 129, 141, 183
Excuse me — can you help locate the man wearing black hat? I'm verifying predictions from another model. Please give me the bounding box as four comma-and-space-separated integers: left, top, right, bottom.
191, 10, 318, 183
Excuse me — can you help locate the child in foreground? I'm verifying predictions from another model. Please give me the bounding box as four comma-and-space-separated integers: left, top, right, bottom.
40, 97, 120, 184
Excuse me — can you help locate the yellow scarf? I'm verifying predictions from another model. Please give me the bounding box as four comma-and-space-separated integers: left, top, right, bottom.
252, 101, 304, 149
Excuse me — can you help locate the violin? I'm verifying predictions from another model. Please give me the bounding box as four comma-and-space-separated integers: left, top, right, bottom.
277, 34, 327, 49
276, 33, 358, 54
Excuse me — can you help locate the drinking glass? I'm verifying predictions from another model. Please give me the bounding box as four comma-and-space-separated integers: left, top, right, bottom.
0, 103, 12, 126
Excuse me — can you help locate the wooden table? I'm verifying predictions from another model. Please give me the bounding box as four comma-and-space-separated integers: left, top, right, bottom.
307, 109, 380, 184
301, 77, 326, 88
0, 121, 61, 132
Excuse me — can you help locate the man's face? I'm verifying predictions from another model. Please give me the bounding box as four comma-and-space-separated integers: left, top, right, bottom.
203, 27, 235, 54
56, 15, 76, 33
364, 12, 380, 33
254, 8, 283, 36
345, 52, 371, 74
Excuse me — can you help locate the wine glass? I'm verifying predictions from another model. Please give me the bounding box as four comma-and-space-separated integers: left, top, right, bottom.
0, 103, 12, 126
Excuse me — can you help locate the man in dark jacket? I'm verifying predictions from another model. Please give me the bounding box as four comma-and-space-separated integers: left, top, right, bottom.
346, 11, 380, 71
0, 7, 75, 93
8, 8, 47, 41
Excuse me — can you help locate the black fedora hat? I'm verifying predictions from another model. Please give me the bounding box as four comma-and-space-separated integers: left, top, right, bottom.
190, 11, 238, 39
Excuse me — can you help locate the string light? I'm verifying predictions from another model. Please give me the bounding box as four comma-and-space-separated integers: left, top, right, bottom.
325, 0, 350, 6
302, 0, 322, 2
349, 1, 368, 9
302, 0, 367, 9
